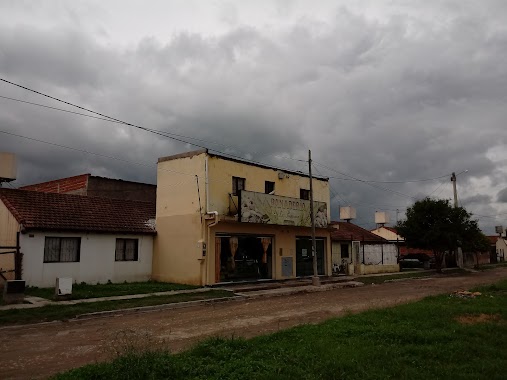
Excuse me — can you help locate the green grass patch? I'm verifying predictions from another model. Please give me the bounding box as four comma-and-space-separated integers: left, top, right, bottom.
55, 279, 507, 380
0, 290, 233, 326
25, 281, 197, 300
476, 262, 507, 271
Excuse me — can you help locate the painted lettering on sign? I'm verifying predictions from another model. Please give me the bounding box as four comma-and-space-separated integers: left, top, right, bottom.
240, 190, 328, 228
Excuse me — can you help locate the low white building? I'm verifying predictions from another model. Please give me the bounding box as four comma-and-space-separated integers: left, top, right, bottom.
0, 189, 155, 287
331, 221, 399, 275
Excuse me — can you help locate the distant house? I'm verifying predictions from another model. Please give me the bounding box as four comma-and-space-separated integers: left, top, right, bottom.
370, 225, 433, 260
495, 236, 507, 263
370, 226, 404, 242
331, 222, 399, 275
0, 189, 155, 287
20, 173, 156, 203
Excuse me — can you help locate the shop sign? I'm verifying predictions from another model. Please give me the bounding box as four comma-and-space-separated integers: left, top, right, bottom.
239, 190, 328, 228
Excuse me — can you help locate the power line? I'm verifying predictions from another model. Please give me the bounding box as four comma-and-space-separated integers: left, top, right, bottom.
0, 85, 307, 170
313, 161, 418, 200
326, 173, 449, 184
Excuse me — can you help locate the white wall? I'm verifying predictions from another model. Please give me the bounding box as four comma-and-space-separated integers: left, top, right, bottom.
20, 232, 153, 287
362, 244, 398, 265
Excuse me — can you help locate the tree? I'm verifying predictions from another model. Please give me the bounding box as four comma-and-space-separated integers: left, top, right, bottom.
396, 198, 485, 272
462, 227, 491, 269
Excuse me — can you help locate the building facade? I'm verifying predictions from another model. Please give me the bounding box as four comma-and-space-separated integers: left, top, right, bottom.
331, 222, 399, 275
154, 149, 332, 285
0, 189, 155, 287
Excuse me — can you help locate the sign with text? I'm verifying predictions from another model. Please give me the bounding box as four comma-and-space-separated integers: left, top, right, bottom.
239, 190, 328, 228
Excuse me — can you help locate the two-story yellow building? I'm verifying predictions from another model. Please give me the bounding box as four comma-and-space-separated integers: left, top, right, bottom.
153, 149, 332, 285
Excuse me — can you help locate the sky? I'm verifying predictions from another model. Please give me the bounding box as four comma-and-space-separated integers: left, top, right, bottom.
1, 0, 507, 232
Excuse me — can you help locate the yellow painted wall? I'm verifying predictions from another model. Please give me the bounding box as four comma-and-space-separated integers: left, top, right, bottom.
0, 200, 19, 281
154, 151, 332, 285
207, 155, 330, 219
153, 152, 206, 285
354, 263, 400, 275
370, 227, 404, 241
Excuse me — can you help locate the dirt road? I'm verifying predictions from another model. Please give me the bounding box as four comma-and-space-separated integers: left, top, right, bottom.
2, 268, 506, 379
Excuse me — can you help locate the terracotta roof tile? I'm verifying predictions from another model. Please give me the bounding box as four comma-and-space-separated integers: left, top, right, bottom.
331, 221, 387, 242
0, 189, 156, 235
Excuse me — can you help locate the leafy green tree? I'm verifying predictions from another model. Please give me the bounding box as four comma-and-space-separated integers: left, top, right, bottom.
396, 198, 485, 272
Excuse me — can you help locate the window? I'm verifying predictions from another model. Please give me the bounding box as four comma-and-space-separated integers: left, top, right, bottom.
44, 237, 81, 263
115, 238, 139, 261
265, 181, 275, 194
300, 188, 310, 200
232, 176, 246, 196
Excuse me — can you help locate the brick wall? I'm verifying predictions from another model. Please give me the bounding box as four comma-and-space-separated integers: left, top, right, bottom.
20, 174, 89, 195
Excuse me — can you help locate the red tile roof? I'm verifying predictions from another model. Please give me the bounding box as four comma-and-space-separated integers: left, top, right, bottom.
399, 246, 433, 256
486, 236, 498, 245
331, 221, 388, 242
0, 189, 156, 235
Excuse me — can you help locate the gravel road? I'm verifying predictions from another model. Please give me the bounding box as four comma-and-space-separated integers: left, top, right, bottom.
1, 267, 506, 379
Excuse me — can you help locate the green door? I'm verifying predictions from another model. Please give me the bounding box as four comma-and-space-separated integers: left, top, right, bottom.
296, 238, 325, 276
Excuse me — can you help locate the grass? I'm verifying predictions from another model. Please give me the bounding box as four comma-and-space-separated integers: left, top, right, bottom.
0, 289, 233, 326
477, 262, 507, 271
358, 268, 468, 284
54, 279, 507, 380
25, 281, 198, 300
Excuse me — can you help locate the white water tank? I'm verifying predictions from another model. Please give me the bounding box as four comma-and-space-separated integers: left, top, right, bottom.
0, 152, 17, 182
375, 211, 390, 225
340, 206, 356, 221
495, 226, 504, 234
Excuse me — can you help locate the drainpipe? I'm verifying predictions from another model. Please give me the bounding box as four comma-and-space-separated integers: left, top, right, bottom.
205, 211, 219, 286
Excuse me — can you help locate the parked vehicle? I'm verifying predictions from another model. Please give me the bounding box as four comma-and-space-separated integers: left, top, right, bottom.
399, 258, 424, 269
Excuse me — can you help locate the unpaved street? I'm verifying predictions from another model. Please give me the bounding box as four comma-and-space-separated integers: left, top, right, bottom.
2, 268, 506, 379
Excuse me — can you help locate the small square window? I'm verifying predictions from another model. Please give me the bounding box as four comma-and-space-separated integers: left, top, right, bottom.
265, 181, 275, 194
115, 238, 139, 261
300, 188, 310, 200
232, 177, 246, 196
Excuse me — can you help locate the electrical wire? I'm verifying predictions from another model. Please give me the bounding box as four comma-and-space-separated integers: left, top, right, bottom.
313, 161, 418, 200
0, 85, 308, 169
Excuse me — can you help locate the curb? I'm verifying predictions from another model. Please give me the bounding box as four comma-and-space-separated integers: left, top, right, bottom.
0, 295, 245, 330
236, 281, 364, 299
73, 295, 246, 321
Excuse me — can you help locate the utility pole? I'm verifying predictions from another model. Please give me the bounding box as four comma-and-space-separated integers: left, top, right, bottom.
308, 150, 320, 286
451, 172, 458, 208
450, 172, 464, 268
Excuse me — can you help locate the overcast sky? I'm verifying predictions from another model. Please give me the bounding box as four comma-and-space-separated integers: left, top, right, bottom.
1, 0, 507, 232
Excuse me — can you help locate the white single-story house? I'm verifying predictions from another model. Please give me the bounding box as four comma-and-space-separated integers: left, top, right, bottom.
331, 221, 399, 275
0, 188, 156, 287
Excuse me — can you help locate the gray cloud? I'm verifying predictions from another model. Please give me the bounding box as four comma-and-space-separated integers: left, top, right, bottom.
497, 188, 507, 203
1, 1, 507, 234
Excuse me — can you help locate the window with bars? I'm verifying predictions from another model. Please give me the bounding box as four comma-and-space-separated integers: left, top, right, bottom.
232, 176, 246, 196
44, 237, 81, 263
115, 238, 139, 261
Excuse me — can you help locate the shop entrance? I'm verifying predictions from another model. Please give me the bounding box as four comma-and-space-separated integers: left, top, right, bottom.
215, 235, 273, 282
296, 237, 325, 277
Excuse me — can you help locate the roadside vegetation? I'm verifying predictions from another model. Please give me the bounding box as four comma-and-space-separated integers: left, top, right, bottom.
0, 290, 233, 325
25, 281, 197, 300
55, 279, 507, 380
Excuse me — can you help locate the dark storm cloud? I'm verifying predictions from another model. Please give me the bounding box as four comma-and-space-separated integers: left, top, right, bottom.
1, 1, 507, 233
497, 188, 507, 203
